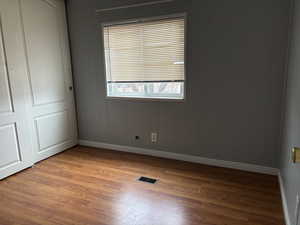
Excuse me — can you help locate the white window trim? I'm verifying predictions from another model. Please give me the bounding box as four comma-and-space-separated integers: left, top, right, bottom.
100, 13, 187, 102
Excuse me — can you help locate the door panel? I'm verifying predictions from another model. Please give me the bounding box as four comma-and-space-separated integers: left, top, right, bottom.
35, 111, 69, 151
0, 28, 13, 113
22, 0, 65, 105
20, 0, 77, 162
0, 0, 33, 179
0, 124, 21, 168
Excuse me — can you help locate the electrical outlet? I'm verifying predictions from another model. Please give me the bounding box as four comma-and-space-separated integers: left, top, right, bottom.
151, 132, 157, 143
296, 194, 300, 225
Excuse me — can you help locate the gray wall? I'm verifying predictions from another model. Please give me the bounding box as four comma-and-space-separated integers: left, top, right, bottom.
67, 0, 290, 168
280, 0, 300, 224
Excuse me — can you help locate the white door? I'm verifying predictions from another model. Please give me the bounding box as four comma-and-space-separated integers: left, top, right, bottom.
0, 0, 34, 179
20, 0, 77, 162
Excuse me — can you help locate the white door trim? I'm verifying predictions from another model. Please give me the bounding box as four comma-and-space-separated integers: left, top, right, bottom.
278, 172, 292, 225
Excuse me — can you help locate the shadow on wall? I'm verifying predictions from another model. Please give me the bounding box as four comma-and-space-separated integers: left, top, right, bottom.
67, 0, 290, 168
280, 0, 300, 224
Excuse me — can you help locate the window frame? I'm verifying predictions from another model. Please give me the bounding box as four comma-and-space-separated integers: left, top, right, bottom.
101, 13, 187, 102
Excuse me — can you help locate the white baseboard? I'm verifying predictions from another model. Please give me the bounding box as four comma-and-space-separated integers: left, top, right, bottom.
278, 172, 292, 225
78, 140, 279, 175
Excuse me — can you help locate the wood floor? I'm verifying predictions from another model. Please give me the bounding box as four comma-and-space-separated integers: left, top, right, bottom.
0, 146, 284, 225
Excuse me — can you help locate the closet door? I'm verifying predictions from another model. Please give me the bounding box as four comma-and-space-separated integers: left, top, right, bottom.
20, 0, 77, 162
0, 0, 33, 179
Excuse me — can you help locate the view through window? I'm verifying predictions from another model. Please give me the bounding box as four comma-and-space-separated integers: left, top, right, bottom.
103, 16, 185, 99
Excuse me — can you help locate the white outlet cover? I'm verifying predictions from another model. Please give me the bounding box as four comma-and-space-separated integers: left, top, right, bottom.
151, 132, 157, 143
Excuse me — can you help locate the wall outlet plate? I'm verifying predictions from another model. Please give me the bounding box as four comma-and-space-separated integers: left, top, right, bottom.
151, 132, 157, 143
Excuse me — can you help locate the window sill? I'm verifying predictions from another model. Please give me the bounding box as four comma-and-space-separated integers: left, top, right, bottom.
104, 96, 185, 103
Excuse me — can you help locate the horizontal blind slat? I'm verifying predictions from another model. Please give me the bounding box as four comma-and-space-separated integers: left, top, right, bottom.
104, 17, 185, 82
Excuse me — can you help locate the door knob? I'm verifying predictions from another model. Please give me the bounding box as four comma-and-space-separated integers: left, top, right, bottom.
69, 86, 73, 91
292, 147, 300, 163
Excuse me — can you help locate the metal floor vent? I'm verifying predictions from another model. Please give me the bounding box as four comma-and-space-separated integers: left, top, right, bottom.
138, 176, 157, 184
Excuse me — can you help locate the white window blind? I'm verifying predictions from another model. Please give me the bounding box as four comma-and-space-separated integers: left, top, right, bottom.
103, 16, 185, 99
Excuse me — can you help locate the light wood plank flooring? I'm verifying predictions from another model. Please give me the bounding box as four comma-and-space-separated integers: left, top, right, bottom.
0, 146, 284, 225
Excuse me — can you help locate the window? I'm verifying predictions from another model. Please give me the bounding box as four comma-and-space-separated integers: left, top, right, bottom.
103, 16, 185, 100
